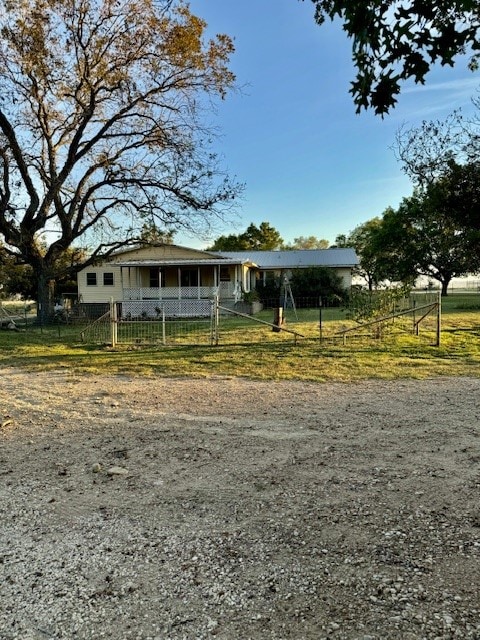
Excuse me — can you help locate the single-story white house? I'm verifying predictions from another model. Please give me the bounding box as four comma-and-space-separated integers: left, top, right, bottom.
214, 249, 358, 289
76, 244, 358, 317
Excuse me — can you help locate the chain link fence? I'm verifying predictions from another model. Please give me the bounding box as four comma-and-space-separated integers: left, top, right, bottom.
80, 302, 216, 346
1, 291, 447, 348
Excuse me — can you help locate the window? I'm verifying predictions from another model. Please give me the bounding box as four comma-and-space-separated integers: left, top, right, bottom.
86, 272, 97, 286
103, 272, 114, 286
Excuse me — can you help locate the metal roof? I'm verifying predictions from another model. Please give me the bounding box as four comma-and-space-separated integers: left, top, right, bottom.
114, 258, 252, 267
214, 248, 359, 268
107, 247, 358, 269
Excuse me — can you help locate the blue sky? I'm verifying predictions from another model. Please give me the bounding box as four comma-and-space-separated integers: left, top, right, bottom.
182, 0, 480, 249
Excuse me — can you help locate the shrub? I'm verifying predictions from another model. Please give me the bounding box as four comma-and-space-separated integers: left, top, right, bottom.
289, 267, 347, 307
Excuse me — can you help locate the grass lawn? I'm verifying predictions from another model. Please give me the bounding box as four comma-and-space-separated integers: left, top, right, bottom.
0, 293, 479, 382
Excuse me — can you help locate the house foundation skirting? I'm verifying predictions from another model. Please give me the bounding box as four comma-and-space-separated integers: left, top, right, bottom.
121, 299, 213, 319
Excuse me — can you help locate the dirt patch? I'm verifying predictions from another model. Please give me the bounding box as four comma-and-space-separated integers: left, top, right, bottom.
1, 367, 480, 639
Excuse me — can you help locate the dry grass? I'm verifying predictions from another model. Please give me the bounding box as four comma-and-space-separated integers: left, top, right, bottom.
1, 295, 479, 381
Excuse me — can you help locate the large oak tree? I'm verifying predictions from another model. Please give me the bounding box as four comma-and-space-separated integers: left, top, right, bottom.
0, 0, 239, 320
369, 187, 480, 295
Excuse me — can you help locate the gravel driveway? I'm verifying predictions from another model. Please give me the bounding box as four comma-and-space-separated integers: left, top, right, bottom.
1, 368, 480, 639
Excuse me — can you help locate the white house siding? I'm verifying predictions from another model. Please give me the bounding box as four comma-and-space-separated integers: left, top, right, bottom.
79, 264, 123, 303
336, 268, 353, 289
77, 245, 358, 304
215, 249, 358, 292
77, 245, 220, 302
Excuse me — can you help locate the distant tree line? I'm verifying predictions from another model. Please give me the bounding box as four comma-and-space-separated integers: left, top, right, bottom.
206, 222, 329, 251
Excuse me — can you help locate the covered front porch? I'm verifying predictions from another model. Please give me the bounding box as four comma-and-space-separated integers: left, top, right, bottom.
116, 259, 251, 317
123, 281, 239, 302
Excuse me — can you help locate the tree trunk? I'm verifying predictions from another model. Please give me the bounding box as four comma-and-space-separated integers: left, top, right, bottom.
441, 278, 451, 296
37, 271, 56, 323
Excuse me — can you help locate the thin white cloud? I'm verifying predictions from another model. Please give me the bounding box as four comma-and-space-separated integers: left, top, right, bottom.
389, 76, 480, 121
403, 77, 479, 95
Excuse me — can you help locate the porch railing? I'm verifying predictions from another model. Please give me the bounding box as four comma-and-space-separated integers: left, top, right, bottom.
123, 286, 216, 300
123, 282, 238, 301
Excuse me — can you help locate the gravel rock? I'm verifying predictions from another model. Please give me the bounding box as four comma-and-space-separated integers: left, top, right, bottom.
1, 368, 480, 639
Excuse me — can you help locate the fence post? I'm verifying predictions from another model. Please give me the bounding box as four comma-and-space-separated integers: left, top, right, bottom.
436, 291, 441, 347
272, 307, 284, 332
212, 295, 219, 346
110, 298, 117, 347
162, 308, 166, 345
319, 297, 323, 344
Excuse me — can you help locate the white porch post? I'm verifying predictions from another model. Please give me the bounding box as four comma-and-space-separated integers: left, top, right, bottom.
177, 267, 181, 299
137, 268, 143, 300
197, 266, 200, 299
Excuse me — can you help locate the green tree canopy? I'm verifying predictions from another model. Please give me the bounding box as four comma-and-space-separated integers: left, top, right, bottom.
433, 161, 480, 231
289, 266, 346, 305
0, 0, 239, 320
341, 217, 388, 291
139, 224, 177, 245
283, 235, 329, 249
0, 244, 87, 300
395, 105, 480, 230
308, 0, 480, 114
208, 222, 284, 251
371, 186, 480, 295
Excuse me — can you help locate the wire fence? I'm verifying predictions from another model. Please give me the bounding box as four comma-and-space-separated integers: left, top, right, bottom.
0, 289, 461, 349
72, 293, 443, 348
80, 303, 216, 346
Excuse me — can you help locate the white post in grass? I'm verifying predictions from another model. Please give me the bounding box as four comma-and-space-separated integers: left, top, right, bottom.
110, 298, 117, 347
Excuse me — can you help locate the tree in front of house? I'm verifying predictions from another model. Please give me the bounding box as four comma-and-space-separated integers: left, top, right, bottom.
307, 0, 480, 115
289, 267, 347, 306
338, 218, 388, 291
208, 222, 284, 251
0, 0, 239, 322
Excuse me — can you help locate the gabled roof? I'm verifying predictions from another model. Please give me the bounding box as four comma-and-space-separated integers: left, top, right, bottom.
215, 248, 359, 269
105, 243, 252, 267
85, 244, 358, 269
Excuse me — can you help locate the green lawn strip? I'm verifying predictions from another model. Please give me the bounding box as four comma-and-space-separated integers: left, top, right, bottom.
0, 298, 478, 381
